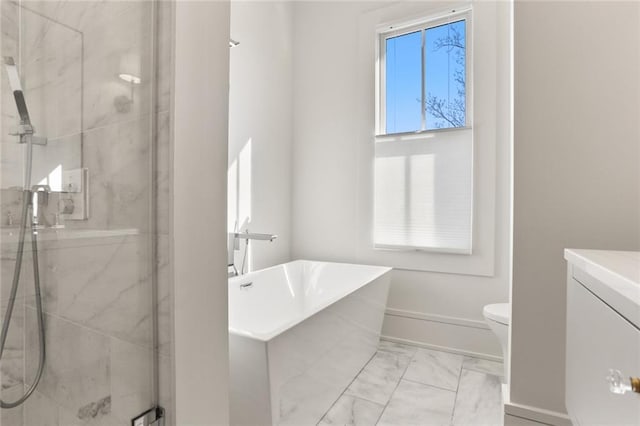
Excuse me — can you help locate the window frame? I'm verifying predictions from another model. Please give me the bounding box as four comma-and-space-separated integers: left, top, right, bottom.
377, 8, 473, 137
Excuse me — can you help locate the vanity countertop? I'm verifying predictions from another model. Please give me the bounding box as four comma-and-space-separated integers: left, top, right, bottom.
565, 249, 640, 327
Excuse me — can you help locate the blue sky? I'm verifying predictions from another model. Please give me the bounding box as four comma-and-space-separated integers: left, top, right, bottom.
385, 20, 466, 133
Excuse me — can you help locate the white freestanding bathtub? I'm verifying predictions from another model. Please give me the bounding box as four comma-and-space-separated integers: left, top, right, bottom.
228, 260, 391, 426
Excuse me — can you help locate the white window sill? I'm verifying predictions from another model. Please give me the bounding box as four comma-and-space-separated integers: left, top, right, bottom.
375, 126, 473, 140
374, 244, 473, 255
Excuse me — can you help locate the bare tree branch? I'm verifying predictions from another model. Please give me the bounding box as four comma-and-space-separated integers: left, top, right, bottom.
425, 23, 466, 128
426, 94, 464, 128
432, 26, 465, 52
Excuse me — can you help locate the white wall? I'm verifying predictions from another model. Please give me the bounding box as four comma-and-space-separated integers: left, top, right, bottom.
172, 2, 230, 424
291, 1, 510, 358
229, 1, 293, 272
512, 0, 640, 418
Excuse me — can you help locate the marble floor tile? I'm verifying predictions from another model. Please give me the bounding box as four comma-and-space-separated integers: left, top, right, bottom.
345, 348, 412, 405
403, 348, 463, 391
318, 394, 384, 426
321, 343, 505, 426
452, 369, 503, 426
462, 357, 504, 378
377, 380, 456, 426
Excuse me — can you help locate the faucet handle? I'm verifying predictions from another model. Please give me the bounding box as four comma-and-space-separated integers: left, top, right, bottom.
51, 213, 63, 228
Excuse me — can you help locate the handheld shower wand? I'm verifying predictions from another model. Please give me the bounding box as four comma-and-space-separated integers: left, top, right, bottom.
4, 57, 30, 125
4, 57, 45, 152
0, 57, 46, 409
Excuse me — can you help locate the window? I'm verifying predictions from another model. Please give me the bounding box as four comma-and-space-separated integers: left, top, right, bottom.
381, 13, 469, 134
374, 9, 473, 254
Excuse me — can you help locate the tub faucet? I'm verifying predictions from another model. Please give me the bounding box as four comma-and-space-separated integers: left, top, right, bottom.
228, 229, 278, 276
231, 231, 278, 242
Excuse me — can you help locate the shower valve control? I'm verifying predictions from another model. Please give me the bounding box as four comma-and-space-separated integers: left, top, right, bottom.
62, 169, 83, 193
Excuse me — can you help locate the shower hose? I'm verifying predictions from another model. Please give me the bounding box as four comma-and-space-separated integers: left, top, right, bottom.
0, 137, 46, 408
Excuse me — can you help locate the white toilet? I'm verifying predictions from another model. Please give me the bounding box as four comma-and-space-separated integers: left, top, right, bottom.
483, 303, 510, 381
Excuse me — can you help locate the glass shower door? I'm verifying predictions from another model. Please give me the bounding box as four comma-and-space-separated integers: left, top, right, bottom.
0, 1, 164, 424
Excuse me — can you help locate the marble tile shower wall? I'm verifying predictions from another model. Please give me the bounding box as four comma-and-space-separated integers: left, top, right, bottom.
0, 1, 174, 425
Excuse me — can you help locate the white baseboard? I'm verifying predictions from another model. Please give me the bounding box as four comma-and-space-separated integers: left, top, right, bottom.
505, 414, 551, 426
381, 335, 503, 362
504, 401, 572, 426
382, 308, 503, 361
385, 308, 491, 329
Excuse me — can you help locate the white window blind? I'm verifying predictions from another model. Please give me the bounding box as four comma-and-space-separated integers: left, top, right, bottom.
374, 129, 473, 253
374, 9, 474, 254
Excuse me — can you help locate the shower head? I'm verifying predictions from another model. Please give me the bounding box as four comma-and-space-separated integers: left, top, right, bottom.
4, 56, 31, 125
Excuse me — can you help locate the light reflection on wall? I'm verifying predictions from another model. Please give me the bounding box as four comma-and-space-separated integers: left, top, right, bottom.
228, 138, 253, 269
37, 163, 62, 190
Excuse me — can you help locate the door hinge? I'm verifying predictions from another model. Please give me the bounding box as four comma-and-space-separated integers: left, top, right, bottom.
132, 406, 165, 426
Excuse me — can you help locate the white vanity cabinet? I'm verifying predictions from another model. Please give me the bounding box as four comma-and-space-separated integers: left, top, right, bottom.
565, 250, 640, 426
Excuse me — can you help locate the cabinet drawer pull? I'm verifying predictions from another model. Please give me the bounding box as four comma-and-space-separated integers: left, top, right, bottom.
607, 369, 640, 395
